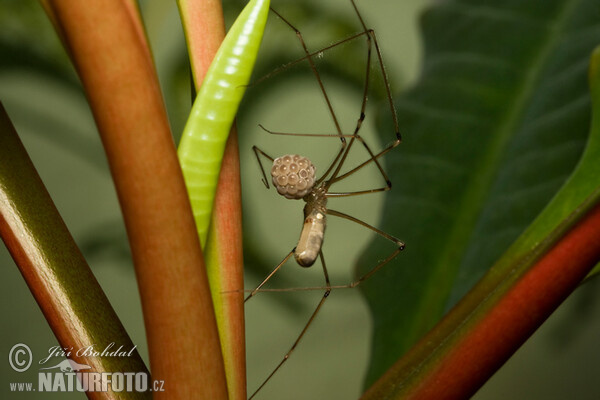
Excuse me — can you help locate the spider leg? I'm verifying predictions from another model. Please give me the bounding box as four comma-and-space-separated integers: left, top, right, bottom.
325, 133, 401, 198
326, 209, 404, 287
248, 250, 331, 399
251, 30, 369, 88
252, 145, 275, 189
245, 249, 295, 302
268, 6, 350, 184
240, 208, 404, 294
326, 1, 402, 192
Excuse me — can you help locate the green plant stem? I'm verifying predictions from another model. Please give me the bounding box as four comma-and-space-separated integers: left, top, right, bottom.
0, 103, 150, 400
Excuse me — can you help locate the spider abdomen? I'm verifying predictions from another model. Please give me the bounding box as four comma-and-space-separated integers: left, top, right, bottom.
294, 208, 326, 267
294, 185, 328, 267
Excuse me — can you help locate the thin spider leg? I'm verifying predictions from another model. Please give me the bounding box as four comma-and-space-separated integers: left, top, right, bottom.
328, 26, 403, 185
324, 134, 358, 185
350, 0, 401, 140
328, 22, 400, 187
259, 123, 360, 179
371, 28, 401, 141
248, 250, 331, 400
327, 23, 403, 183
234, 284, 357, 292
323, 1, 402, 191
326, 137, 400, 197
325, 137, 397, 197
330, 137, 400, 184
327, 209, 404, 287
245, 249, 295, 302
326, 3, 374, 185
326, 183, 389, 197
329, 132, 392, 192
252, 145, 275, 189
269, 7, 343, 138
269, 7, 348, 186
259, 123, 356, 138
250, 31, 368, 88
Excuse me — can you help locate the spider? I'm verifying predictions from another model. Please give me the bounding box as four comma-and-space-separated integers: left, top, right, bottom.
245, 1, 404, 398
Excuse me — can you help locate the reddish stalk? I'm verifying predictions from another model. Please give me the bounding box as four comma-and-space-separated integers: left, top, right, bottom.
44, 0, 227, 398
177, 0, 246, 398
362, 202, 600, 400
205, 129, 246, 400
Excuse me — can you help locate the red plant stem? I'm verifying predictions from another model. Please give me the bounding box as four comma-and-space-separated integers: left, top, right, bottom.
44, 0, 228, 398
363, 202, 600, 400
179, 0, 226, 87
419, 203, 600, 399
177, 0, 246, 398
206, 128, 246, 400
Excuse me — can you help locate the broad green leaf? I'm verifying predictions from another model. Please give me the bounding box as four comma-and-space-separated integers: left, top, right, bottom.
359, 0, 600, 385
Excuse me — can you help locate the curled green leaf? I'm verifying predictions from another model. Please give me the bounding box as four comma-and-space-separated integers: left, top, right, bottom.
178, 0, 270, 247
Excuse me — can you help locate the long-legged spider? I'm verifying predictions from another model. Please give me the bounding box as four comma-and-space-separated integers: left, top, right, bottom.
245, 1, 404, 398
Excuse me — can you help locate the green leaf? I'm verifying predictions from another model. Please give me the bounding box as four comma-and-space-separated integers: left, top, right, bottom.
178, 0, 270, 248
359, 0, 600, 386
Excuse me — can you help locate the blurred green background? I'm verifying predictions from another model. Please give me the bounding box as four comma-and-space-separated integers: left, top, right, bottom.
1, 0, 599, 399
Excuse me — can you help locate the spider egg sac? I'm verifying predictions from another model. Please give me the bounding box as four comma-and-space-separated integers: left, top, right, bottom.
271, 154, 316, 199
